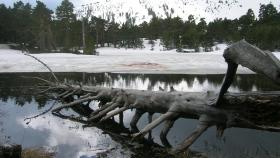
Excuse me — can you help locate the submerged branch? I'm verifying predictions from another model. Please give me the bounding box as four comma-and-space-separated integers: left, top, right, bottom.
24, 101, 57, 124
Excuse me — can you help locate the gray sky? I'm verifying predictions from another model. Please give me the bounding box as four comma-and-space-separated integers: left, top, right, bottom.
1, 0, 279, 22
0, 0, 61, 10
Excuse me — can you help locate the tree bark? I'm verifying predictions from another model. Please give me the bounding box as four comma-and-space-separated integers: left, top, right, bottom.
42, 82, 280, 154
26, 39, 280, 154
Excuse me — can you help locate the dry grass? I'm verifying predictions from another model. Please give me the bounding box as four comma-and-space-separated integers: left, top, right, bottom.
22, 148, 55, 158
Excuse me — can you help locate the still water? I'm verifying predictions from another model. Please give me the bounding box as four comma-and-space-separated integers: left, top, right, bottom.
0, 72, 279, 158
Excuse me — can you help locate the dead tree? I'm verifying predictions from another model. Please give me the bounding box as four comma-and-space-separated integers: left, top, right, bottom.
51, 103, 204, 158
215, 40, 280, 106
27, 40, 280, 154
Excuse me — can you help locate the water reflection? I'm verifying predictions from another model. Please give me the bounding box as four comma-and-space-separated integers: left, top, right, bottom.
0, 72, 279, 105
0, 72, 279, 158
21, 112, 131, 158
1, 99, 131, 158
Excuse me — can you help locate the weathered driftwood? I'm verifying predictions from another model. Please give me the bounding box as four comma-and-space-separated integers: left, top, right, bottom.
224, 40, 280, 84
43, 83, 280, 154
25, 40, 280, 154
215, 40, 280, 106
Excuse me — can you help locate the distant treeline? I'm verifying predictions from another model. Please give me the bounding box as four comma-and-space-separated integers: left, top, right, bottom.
0, 0, 279, 53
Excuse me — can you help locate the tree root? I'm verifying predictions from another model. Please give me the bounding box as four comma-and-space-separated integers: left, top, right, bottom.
160, 118, 177, 148
132, 112, 178, 138
171, 123, 209, 154
100, 106, 129, 122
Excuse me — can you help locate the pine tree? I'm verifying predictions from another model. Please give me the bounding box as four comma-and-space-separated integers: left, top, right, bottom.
259, 4, 278, 23
56, 0, 76, 52
16, 2, 34, 47
32, 1, 55, 52
0, 4, 10, 43
106, 22, 120, 47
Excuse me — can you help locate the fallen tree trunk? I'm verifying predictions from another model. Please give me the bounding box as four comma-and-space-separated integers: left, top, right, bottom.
215, 40, 280, 106
23, 40, 280, 154
40, 82, 280, 154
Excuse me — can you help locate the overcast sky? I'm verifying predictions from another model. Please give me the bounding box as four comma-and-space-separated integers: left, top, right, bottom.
0, 0, 61, 10
1, 0, 279, 22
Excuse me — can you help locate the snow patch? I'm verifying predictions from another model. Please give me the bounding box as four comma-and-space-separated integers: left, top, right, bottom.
0, 44, 279, 74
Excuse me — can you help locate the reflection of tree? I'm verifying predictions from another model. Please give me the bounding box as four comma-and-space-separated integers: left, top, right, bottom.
0, 72, 279, 108
34, 97, 49, 108
232, 74, 280, 91
53, 105, 200, 158
0, 73, 51, 107
204, 74, 224, 86
196, 76, 206, 85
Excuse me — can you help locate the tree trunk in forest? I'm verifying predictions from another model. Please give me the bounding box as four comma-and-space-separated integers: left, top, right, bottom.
38, 21, 56, 52
96, 29, 99, 48
46, 25, 56, 51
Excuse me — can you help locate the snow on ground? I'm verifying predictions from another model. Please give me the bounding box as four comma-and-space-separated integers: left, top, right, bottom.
0, 42, 279, 74
142, 39, 165, 51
